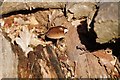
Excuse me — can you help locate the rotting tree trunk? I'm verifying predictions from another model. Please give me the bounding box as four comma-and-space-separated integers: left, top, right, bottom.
0, 2, 120, 79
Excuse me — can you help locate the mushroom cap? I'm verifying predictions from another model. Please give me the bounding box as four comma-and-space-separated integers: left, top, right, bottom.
46, 26, 68, 39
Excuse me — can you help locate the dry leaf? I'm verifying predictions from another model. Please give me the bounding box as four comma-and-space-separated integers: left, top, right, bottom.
93, 50, 114, 62
67, 13, 73, 21
14, 17, 29, 25
71, 20, 81, 27
30, 38, 46, 46
93, 50, 117, 72
48, 9, 63, 26
0, 19, 5, 27
4, 16, 14, 27
15, 26, 33, 57
28, 16, 39, 25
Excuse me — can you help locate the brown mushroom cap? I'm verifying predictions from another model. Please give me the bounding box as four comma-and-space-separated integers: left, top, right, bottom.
46, 26, 68, 39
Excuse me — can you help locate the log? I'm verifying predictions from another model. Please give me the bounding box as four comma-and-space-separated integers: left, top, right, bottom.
0, 2, 66, 15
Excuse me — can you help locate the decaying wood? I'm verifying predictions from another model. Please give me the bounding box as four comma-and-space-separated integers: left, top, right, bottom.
94, 2, 119, 43
1, 2, 66, 15
64, 18, 120, 78
0, 2, 120, 79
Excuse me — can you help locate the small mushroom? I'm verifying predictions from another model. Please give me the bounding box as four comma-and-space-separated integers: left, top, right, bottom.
46, 26, 68, 39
